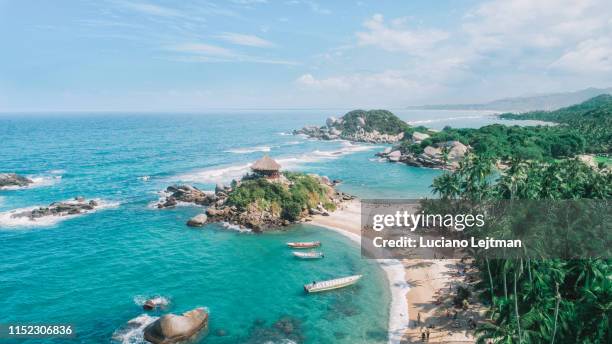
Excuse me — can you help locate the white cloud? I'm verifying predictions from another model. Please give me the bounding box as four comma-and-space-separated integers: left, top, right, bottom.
167, 42, 296, 65
551, 37, 612, 72
300, 0, 612, 105
119, 1, 182, 17
170, 43, 235, 57
216, 32, 274, 47
356, 14, 449, 54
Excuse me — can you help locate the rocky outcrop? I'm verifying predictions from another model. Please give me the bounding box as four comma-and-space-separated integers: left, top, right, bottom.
144, 308, 208, 344
378, 141, 469, 170
186, 214, 208, 227
293, 126, 404, 143
294, 110, 409, 144
156, 185, 219, 208
11, 197, 100, 220
203, 174, 351, 232
0, 173, 33, 188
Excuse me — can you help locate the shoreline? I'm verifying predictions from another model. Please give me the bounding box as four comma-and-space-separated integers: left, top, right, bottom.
311, 199, 480, 343
310, 200, 409, 344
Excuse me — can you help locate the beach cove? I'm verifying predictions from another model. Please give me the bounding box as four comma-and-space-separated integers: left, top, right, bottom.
0, 111, 509, 343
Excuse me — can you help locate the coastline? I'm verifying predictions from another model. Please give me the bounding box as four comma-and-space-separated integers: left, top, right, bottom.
310, 199, 409, 344
311, 199, 479, 344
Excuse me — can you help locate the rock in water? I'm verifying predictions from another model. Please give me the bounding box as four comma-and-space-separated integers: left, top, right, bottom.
144, 308, 208, 344
156, 185, 216, 208
0, 173, 33, 188
11, 199, 100, 220
186, 214, 208, 227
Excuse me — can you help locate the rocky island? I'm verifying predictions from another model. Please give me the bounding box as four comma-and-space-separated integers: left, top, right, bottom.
0, 173, 33, 189
294, 109, 410, 143
10, 197, 101, 220
157, 156, 352, 232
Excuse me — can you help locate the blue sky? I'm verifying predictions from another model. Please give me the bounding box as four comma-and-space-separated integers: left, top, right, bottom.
1, 0, 611, 111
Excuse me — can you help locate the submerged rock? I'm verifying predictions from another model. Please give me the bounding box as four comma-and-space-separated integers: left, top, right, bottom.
144, 308, 208, 344
0, 173, 33, 188
186, 214, 208, 227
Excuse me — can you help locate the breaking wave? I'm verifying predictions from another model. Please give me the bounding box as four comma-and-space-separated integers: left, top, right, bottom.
225, 145, 272, 154
175, 142, 379, 184
111, 314, 158, 344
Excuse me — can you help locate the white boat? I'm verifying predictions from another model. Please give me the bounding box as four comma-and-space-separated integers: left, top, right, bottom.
293, 251, 324, 259
287, 241, 321, 249
304, 275, 362, 293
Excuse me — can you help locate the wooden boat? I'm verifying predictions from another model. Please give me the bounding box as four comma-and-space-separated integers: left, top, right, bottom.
293, 251, 324, 259
304, 275, 362, 293
287, 241, 321, 249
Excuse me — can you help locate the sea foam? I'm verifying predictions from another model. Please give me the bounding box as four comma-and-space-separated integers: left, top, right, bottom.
225, 145, 272, 154
175, 142, 379, 184
111, 314, 158, 344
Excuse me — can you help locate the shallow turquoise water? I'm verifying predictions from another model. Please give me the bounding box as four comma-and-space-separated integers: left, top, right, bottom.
0, 111, 536, 343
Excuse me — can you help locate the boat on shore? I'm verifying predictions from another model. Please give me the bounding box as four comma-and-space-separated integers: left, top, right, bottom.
287, 241, 321, 249
304, 275, 362, 293
293, 251, 324, 259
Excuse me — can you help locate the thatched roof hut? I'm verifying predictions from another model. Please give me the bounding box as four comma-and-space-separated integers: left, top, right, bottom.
251, 155, 281, 177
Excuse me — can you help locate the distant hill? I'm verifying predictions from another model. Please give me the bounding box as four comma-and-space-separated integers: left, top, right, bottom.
411, 87, 612, 112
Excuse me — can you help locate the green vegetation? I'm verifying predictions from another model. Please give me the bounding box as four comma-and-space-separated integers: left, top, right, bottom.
500, 94, 612, 154
335, 109, 410, 135
400, 95, 612, 161
431, 155, 611, 343
227, 172, 334, 221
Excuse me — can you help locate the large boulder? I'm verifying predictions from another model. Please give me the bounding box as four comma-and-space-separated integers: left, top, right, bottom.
186, 214, 208, 227
447, 141, 468, 162
144, 308, 209, 344
325, 117, 337, 127
423, 146, 442, 158
387, 150, 402, 162
411, 132, 430, 143
0, 173, 33, 188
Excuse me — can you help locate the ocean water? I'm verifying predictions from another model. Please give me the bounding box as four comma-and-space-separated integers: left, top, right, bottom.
0, 110, 538, 343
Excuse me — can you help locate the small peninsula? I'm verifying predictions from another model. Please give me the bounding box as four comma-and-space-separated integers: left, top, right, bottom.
157, 156, 353, 232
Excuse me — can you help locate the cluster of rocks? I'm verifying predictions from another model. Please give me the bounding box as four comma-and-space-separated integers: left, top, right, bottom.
0, 173, 33, 188
156, 184, 223, 208
293, 116, 404, 143
11, 197, 100, 220
378, 135, 469, 170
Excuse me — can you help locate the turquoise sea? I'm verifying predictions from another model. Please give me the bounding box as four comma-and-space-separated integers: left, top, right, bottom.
0, 110, 539, 343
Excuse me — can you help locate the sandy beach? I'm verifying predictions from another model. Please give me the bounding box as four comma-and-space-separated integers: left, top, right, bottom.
311, 199, 483, 344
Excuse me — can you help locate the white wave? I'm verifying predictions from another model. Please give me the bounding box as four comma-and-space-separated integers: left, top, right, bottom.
0, 199, 120, 229
0, 175, 62, 190
47, 169, 66, 174
138, 175, 150, 182
407, 114, 492, 125
277, 132, 292, 136
282, 141, 302, 146
225, 145, 272, 154
112, 314, 158, 344
133, 295, 170, 308
176, 143, 379, 185
221, 221, 252, 233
